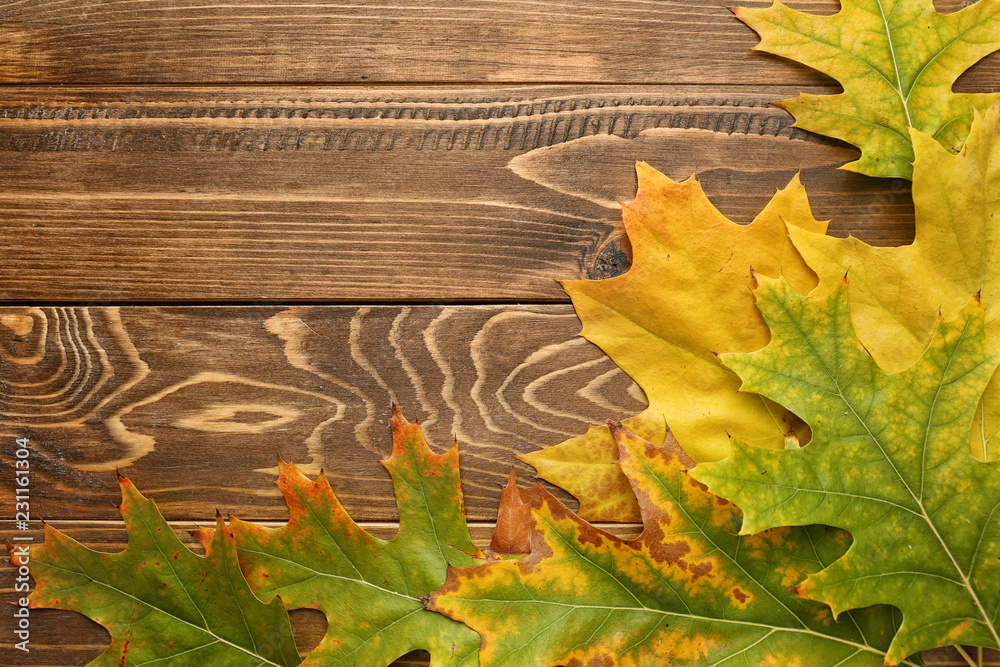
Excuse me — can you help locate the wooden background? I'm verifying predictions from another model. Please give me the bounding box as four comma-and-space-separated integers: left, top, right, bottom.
0, 0, 997, 664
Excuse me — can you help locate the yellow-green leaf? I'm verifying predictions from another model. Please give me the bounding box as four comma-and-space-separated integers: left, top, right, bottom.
432, 423, 915, 666
19, 475, 301, 667
788, 101, 1000, 459
521, 161, 826, 521
693, 277, 1000, 663
737, 0, 1000, 179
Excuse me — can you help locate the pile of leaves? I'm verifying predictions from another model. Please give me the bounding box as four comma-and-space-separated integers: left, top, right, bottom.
13, 1, 1000, 665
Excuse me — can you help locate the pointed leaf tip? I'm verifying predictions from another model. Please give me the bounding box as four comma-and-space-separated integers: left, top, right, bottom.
490, 468, 532, 555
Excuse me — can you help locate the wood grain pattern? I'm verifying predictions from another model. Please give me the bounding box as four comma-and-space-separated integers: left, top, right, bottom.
0, 0, 993, 85
0, 304, 647, 520
0, 522, 991, 666
4, 0, 999, 663
0, 85, 925, 302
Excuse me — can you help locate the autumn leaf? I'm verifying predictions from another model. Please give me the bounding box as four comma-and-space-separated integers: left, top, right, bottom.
692, 277, 1000, 663
487, 470, 532, 556
788, 101, 1000, 459
432, 423, 916, 666
522, 161, 827, 521
736, 0, 1000, 179
211, 406, 482, 667
16, 474, 301, 667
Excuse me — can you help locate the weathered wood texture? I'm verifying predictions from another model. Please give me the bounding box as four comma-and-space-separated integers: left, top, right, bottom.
0, 304, 645, 520
0, 0, 994, 85
0, 522, 993, 666
0, 85, 926, 302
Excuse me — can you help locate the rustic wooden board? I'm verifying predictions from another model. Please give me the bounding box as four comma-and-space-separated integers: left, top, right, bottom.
3, 0, 1000, 663
2, 0, 995, 85
0, 303, 649, 520
0, 85, 925, 302
0, 522, 993, 666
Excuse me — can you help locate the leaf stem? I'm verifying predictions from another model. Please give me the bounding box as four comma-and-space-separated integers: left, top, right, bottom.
955, 644, 978, 667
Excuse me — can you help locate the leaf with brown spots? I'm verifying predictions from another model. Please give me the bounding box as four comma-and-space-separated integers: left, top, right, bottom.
488, 470, 532, 556
431, 424, 917, 667
693, 277, 1000, 663
522, 162, 826, 522
208, 406, 482, 667
13, 474, 301, 667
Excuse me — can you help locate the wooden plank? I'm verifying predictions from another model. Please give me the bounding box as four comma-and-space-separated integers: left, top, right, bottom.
0, 303, 648, 521
0, 522, 992, 666
0, 85, 924, 302
1, 0, 996, 86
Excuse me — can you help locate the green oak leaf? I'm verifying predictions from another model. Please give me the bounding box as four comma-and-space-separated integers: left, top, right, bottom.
18, 474, 301, 667
692, 278, 1000, 663
431, 423, 918, 666
213, 406, 482, 667
736, 0, 1000, 178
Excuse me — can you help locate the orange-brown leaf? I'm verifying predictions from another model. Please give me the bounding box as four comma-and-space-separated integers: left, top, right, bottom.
488, 469, 532, 555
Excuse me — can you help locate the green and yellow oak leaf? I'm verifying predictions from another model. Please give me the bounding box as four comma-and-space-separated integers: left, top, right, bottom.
788, 102, 1000, 460
692, 277, 1000, 663
736, 0, 1000, 179
16, 474, 301, 667
196, 406, 482, 667
521, 161, 827, 522
432, 423, 917, 667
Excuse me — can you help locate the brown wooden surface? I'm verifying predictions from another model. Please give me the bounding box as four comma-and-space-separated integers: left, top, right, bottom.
0, 0, 993, 85
1, 0, 999, 664
0, 304, 643, 520
0, 85, 921, 302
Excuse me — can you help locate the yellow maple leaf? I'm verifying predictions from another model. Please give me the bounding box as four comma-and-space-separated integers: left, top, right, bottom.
522, 162, 827, 521
789, 101, 1000, 460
